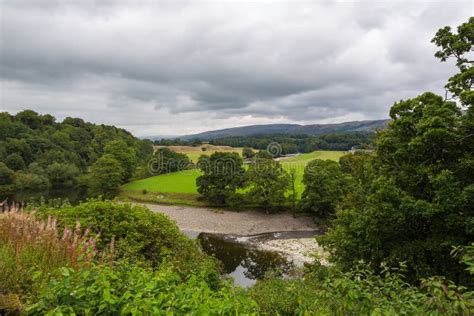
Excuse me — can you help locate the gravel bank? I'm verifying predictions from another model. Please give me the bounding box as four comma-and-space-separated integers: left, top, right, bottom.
256, 238, 328, 266
136, 202, 317, 235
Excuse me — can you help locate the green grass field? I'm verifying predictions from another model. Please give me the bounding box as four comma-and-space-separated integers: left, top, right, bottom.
122, 169, 201, 193
121, 150, 346, 204
279, 151, 346, 197
154, 145, 244, 163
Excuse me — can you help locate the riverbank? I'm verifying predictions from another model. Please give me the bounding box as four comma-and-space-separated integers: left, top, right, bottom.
136, 202, 317, 235
134, 202, 328, 266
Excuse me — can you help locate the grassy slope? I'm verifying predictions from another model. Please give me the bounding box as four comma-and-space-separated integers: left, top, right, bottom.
121, 150, 346, 205
155, 145, 244, 163
280, 151, 346, 197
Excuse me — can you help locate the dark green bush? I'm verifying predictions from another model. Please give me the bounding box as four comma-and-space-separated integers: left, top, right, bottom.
251, 263, 474, 315
35, 200, 219, 282
27, 262, 257, 315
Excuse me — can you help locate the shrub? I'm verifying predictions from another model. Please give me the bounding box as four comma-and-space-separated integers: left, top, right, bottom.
34, 200, 220, 283
251, 263, 474, 315
0, 210, 100, 312
27, 262, 258, 315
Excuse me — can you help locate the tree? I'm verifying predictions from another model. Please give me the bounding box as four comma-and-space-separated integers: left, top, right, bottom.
289, 168, 298, 217
0, 162, 15, 193
196, 152, 244, 205
242, 147, 255, 159
150, 148, 191, 175
256, 150, 273, 160
320, 18, 474, 284
15, 110, 42, 129
299, 159, 351, 218
88, 155, 124, 199
104, 140, 137, 181
46, 162, 80, 188
432, 17, 473, 106
5, 153, 25, 171
244, 158, 290, 213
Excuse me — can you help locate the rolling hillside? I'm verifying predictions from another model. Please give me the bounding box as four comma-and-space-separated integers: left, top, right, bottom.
179, 119, 389, 140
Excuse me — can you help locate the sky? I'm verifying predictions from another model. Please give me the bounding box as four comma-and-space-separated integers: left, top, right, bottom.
0, 1, 472, 137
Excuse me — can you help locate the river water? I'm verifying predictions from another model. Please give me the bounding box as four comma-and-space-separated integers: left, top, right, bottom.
184, 230, 318, 287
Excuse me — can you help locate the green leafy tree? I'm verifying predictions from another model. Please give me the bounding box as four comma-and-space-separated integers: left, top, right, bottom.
196, 152, 244, 205
432, 17, 473, 106
104, 140, 137, 181
299, 159, 352, 218
88, 155, 124, 199
5, 153, 26, 171
15, 109, 42, 129
244, 158, 290, 213
256, 150, 273, 159
242, 147, 255, 159
289, 168, 298, 217
150, 148, 191, 175
0, 162, 15, 193
46, 162, 79, 188
321, 18, 474, 284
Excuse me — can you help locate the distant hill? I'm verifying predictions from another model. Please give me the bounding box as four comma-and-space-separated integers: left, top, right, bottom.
180, 119, 390, 141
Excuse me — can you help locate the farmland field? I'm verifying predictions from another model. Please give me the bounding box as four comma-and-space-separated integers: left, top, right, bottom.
154, 144, 244, 162
279, 151, 346, 197
121, 150, 346, 204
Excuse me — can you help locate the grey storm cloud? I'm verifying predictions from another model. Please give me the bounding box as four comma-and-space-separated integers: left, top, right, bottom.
0, 0, 472, 136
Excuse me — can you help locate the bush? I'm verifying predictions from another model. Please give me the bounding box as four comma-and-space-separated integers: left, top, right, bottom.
0, 210, 100, 311
34, 200, 219, 282
251, 263, 474, 315
27, 262, 257, 315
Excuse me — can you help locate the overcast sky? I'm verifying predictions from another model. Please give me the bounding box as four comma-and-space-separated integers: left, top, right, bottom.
0, 1, 471, 137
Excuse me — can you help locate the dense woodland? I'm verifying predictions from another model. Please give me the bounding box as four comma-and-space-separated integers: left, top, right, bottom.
0, 17, 473, 314
0, 111, 154, 198
155, 131, 375, 154
210, 132, 375, 153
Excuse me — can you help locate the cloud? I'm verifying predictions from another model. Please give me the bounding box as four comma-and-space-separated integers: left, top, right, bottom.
0, 0, 471, 136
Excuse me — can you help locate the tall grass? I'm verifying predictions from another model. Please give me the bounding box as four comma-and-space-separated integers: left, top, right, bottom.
0, 209, 108, 312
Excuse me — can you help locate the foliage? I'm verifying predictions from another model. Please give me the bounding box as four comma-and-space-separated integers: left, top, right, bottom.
27, 262, 257, 315
34, 200, 219, 280
299, 159, 352, 217
0, 110, 154, 195
432, 17, 473, 105
150, 147, 192, 175
244, 158, 290, 212
211, 131, 375, 153
88, 154, 125, 199
14, 171, 50, 192
242, 147, 255, 158
0, 210, 99, 312
196, 152, 245, 205
0, 162, 15, 193
251, 263, 474, 315
321, 18, 474, 284
5, 153, 25, 171
104, 140, 137, 181
46, 162, 80, 188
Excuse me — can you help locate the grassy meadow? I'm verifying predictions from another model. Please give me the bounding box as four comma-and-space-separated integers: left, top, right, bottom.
154, 144, 244, 162
121, 149, 346, 205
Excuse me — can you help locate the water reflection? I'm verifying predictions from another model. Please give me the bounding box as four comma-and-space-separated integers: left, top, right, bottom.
198, 233, 293, 287
0, 187, 88, 206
